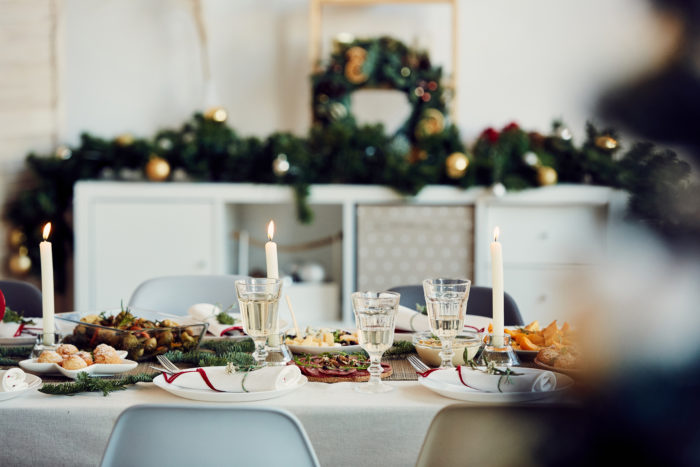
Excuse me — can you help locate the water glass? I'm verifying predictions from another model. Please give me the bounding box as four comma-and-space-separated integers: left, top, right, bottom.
234, 278, 283, 366
352, 291, 400, 394
422, 278, 471, 368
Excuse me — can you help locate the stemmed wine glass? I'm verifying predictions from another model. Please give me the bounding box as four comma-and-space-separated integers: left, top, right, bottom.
352, 291, 400, 394
422, 278, 471, 369
234, 278, 283, 367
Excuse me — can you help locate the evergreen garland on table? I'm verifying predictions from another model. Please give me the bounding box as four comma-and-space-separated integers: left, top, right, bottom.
3, 36, 697, 290
39, 372, 155, 396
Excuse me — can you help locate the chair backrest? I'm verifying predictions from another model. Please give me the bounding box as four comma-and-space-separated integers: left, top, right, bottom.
128, 275, 246, 315
0, 279, 43, 318
100, 404, 320, 467
388, 284, 524, 326
415, 404, 582, 467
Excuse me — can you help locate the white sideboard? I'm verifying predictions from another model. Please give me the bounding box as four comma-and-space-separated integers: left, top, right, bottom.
74, 182, 625, 324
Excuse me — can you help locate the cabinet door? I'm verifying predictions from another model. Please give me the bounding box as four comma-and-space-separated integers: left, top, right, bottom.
89, 200, 215, 309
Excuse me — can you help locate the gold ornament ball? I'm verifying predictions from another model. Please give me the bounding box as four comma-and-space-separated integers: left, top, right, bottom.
415, 109, 445, 139
272, 154, 290, 177
9, 229, 25, 248
445, 152, 470, 179
145, 156, 171, 182
8, 247, 31, 276
537, 166, 558, 186
595, 135, 618, 150
54, 146, 72, 160
204, 107, 228, 123
116, 133, 134, 146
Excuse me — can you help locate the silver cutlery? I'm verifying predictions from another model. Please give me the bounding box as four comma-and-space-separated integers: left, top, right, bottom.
156, 355, 181, 374
407, 355, 430, 374
149, 365, 173, 374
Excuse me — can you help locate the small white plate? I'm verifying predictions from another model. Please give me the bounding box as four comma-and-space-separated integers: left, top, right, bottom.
0, 373, 42, 402
18, 352, 136, 379
152, 373, 307, 402
418, 367, 574, 403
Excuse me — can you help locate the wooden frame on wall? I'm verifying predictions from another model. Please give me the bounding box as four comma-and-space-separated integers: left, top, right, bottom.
308, 0, 460, 122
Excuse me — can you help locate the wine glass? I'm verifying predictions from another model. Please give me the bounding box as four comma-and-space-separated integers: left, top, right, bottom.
352, 291, 400, 394
234, 278, 283, 366
422, 278, 471, 369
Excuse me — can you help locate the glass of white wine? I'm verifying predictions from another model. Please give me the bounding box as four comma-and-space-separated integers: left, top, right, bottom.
422, 278, 471, 369
235, 278, 283, 366
351, 291, 400, 394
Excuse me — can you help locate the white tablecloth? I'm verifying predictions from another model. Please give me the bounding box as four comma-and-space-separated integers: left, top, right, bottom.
0, 381, 459, 467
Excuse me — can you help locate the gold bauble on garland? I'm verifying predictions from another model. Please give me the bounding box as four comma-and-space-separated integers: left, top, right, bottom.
145, 156, 171, 182
54, 146, 72, 160
415, 109, 445, 139
445, 152, 469, 179
204, 107, 228, 123
116, 133, 134, 146
344, 46, 368, 84
9, 229, 25, 248
537, 166, 558, 186
8, 246, 31, 276
595, 135, 618, 150
272, 154, 290, 177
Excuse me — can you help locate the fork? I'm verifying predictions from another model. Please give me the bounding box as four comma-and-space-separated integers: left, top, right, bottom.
407, 355, 430, 374
156, 355, 181, 374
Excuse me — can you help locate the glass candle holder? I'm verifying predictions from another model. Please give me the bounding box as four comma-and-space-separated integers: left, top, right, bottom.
476, 334, 520, 368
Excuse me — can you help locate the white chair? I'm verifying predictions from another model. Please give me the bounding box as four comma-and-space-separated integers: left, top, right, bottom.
128, 275, 246, 315
100, 405, 320, 467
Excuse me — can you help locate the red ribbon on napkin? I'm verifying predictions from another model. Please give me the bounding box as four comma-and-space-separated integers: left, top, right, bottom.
162, 368, 223, 392
415, 368, 440, 378
0, 289, 5, 322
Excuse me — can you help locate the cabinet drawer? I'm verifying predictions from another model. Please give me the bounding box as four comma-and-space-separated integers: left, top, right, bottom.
503, 266, 590, 325
486, 205, 607, 265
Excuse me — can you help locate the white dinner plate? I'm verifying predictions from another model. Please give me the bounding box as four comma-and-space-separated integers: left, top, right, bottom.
418, 367, 574, 403
19, 352, 136, 379
286, 343, 363, 355
0, 373, 42, 401
152, 373, 307, 402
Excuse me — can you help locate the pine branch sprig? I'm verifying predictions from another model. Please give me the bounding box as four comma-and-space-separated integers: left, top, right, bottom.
39, 372, 155, 396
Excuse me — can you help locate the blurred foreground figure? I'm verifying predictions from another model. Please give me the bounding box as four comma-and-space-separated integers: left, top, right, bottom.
601, 0, 700, 163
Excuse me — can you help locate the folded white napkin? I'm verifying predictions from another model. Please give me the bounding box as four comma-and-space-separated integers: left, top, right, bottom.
456, 367, 556, 393
164, 365, 301, 393
187, 303, 242, 337
1, 368, 28, 392
396, 306, 430, 332
0, 322, 21, 339
0, 319, 46, 339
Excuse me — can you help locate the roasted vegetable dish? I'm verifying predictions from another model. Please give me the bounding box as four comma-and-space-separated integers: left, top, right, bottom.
62, 309, 207, 361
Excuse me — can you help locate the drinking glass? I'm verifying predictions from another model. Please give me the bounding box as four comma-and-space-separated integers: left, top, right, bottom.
422, 278, 471, 369
234, 278, 283, 366
352, 291, 400, 394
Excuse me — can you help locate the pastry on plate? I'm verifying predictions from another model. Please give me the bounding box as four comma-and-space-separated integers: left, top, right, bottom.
93, 344, 122, 364
75, 351, 94, 366
56, 344, 79, 357
37, 350, 63, 364
62, 355, 88, 370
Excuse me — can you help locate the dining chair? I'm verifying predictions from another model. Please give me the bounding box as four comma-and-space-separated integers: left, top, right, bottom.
128, 274, 246, 315
100, 405, 320, 467
415, 404, 582, 467
0, 279, 43, 318
388, 284, 524, 326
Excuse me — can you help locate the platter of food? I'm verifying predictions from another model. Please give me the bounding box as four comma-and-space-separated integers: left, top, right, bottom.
285, 328, 362, 355
534, 346, 582, 375
19, 343, 137, 379
412, 331, 481, 367
57, 308, 207, 361
505, 320, 575, 359
293, 353, 392, 383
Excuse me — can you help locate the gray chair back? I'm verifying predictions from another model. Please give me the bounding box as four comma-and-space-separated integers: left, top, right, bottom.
128, 274, 246, 315
388, 284, 524, 326
100, 405, 320, 467
0, 279, 43, 318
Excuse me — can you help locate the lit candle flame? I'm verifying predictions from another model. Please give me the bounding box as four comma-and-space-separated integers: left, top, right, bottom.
42, 222, 52, 241
267, 220, 275, 241
493, 226, 500, 242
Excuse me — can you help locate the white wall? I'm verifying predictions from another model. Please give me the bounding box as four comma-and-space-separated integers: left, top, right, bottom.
60, 0, 674, 144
